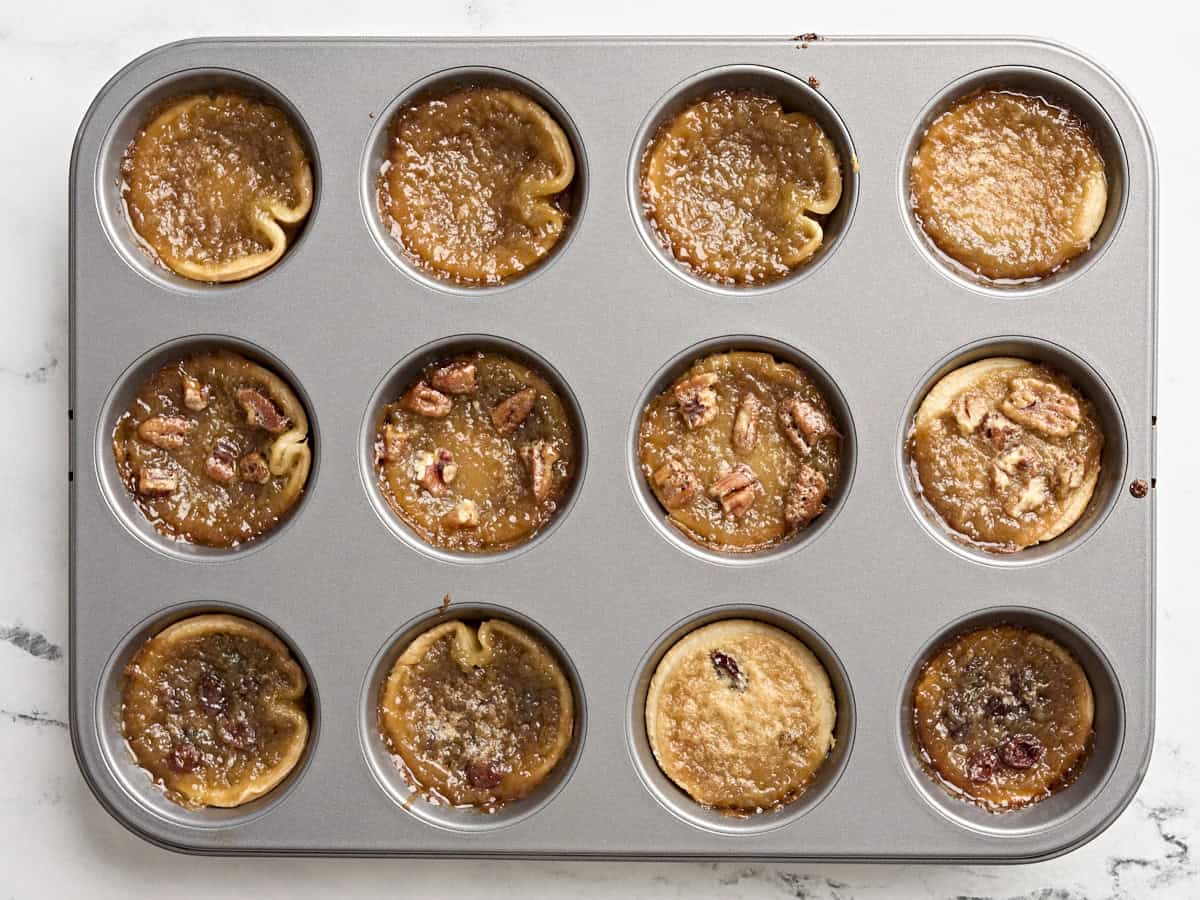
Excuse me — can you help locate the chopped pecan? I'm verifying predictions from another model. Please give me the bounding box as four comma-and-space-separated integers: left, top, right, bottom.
784, 464, 828, 528
1001, 377, 1082, 437
708, 463, 759, 517
520, 440, 560, 502
673, 373, 719, 430
443, 499, 480, 528
1053, 451, 1086, 499
995, 444, 1040, 477
413, 449, 455, 496
780, 397, 831, 454
236, 387, 290, 433
952, 391, 988, 435
137, 465, 177, 496
1005, 475, 1050, 517
651, 460, 699, 510
378, 423, 407, 464
239, 451, 271, 484
491, 387, 537, 434
181, 372, 209, 411
402, 382, 452, 418
429, 361, 477, 395
166, 741, 201, 774
732, 393, 760, 453
136, 415, 195, 449
981, 411, 1018, 451
204, 437, 239, 484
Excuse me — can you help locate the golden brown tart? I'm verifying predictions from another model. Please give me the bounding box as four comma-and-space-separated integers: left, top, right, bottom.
910, 89, 1107, 282
909, 357, 1103, 552
122, 92, 313, 282
912, 624, 1094, 810
379, 619, 574, 809
646, 620, 836, 812
374, 351, 577, 552
122, 614, 309, 808
641, 90, 842, 285
112, 349, 312, 548
638, 351, 842, 552
379, 86, 575, 285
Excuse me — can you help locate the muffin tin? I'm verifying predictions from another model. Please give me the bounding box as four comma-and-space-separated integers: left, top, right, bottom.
69, 36, 1156, 860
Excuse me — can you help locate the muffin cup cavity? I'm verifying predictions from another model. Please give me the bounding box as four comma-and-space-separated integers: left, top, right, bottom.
359, 333, 588, 564
628, 65, 859, 296
361, 66, 588, 295
899, 65, 1128, 297
95, 67, 320, 294
898, 335, 1127, 567
359, 602, 587, 832
628, 334, 856, 566
627, 604, 855, 835
96, 334, 320, 563
897, 606, 1124, 837
94, 601, 320, 830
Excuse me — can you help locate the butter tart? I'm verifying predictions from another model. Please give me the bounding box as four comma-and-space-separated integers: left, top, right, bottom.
122, 92, 313, 282
379, 86, 576, 285
638, 351, 842, 552
646, 620, 836, 812
122, 614, 309, 808
641, 90, 842, 285
379, 619, 574, 809
910, 89, 1107, 282
374, 351, 577, 552
912, 624, 1094, 810
112, 349, 312, 548
909, 357, 1103, 552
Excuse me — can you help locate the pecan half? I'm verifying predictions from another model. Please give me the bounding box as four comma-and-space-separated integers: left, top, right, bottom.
784, 464, 828, 528
236, 387, 290, 433
651, 460, 699, 510
414, 449, 456, 496
521, 440, 560, 502
137, 415, 195, 449
401, 382, 452, 418
239, 451, 271, 484
981, 411, 1019, 451
732, 393, 760, 453
491, 388, 537, 434
137, 465, 177, 496
673, 372, 719, 430
377, 423, 407, 464
181, 372, 209, 411
1001, 378, 1082, 437
443, 499, 480, 528
780, 397, 831, 454
708, 463, 759, 517
429, 361, 477, 395
1005, 475, 1050, 517
204, 437, 239, 484
952, 391, 988, 435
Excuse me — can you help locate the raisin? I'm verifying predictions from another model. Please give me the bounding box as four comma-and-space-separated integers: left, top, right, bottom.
967, 747, 999, 783
196, 671, 227, 712
167, 742, 201, 774
217, 715, 258, 750
465, 759, 503, 790
710, 650, 747, 690
999, 734, 1043, 770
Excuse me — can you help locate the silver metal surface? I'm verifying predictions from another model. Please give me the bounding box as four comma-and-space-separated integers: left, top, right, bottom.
69, 36, 1157, 861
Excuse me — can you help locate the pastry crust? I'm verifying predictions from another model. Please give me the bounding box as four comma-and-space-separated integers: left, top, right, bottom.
121, 614, 309, 808
646, 620, 836, 812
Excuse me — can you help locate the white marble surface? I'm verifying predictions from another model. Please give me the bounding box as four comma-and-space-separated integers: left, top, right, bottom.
2, 1, 1195, 896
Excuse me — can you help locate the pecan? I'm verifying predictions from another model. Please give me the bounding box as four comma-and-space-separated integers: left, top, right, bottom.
780, 397, 831, 454
708, 463, 759, 517
378, 423, 407, 464
521, 440, 561, 502
443, 499, 480, 528
967, 747, 1000, 784
710, 651, 748, 691
491, 387, 537, 434
732, 393, 760, 453
401, 382, 452, 418
995, 444, 1040, 477
1053, 451, 1086, 499
136, 465, 177, 496
999, 734, 1043, 770
673, 372, 719, 430
236, 387, 290, 433
952, 392, 989, 435
651, 460, 699, 510
465, 759, 503, 790
1005, 475, 1050, 517
204, 437, 239, 484
136, 414, 194, 449
429, 361, 477, 395
414, 449, 455, 496
181, 372, 209, 411
1001, 377, 1082, 437
784, 465, 828, 528
239, 451, 271, 484
981, 411, 1018, 451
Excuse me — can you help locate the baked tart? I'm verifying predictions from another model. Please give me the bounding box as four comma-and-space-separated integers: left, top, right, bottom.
646, 620, 836, 812
112, 349, 312, 548
379, 619, 574, 809
121, 614, 309, 808
910, 89, 1107, 282
638, 351, 842, 552
374, 351, 577, 552
912, 624, 1094, 810
379, 86, 576, 285
909, 357, 1103, 552
641, 90, 842, 285
122, 92, 313, 282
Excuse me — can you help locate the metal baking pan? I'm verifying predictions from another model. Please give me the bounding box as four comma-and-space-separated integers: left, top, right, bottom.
68, 35, 1157, 860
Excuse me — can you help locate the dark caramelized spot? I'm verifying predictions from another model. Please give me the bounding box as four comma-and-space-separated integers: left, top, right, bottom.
465, 759, 504, 790
710, 650, 747, 690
